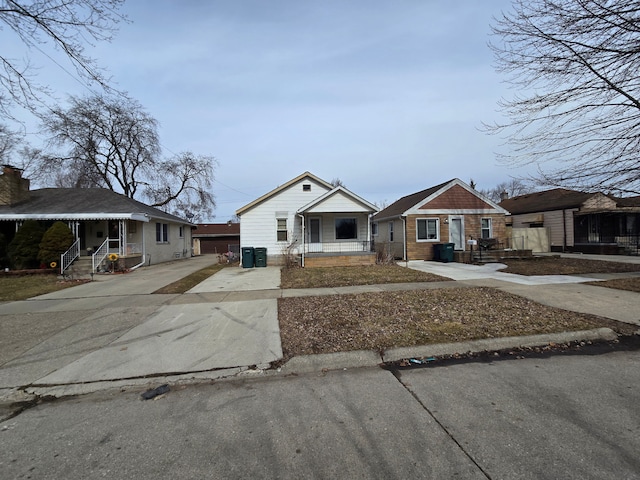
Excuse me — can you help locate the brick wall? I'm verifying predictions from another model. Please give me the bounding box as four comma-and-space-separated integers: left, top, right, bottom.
0, 166, 30, 206
405, 214, 508, 261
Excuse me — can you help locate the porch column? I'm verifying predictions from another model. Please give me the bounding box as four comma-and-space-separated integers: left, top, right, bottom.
118, 219, 127, 256
67, 221, 80, 240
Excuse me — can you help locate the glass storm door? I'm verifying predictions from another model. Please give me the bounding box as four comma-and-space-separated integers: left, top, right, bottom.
450, 218, 464, 250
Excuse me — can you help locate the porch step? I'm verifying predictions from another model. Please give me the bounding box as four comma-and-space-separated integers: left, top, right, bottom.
65, 256, 94, 277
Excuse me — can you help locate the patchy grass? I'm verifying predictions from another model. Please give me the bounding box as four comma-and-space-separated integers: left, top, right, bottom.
278, 287, 617, 360
153, 263, 226, 294
280, 264, 450, 289
500, 257, 640, 275
0, 274, 88, 302
586, 277, 640, 293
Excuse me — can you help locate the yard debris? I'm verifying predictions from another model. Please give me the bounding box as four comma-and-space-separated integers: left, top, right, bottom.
140, 384, 170, 400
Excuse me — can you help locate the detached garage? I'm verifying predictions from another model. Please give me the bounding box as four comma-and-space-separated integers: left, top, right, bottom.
192, 223, 240, 256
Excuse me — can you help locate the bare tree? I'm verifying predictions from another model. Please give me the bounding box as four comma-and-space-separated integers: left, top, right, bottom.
144, 151, 217, 222
487, 0, 640, 195
0, 123, 20, 161
42, 94, 160, 198
330, 177, 345, 188
479, 178, 533, 203
40, 94, 216, 220
0, 0, 126, 120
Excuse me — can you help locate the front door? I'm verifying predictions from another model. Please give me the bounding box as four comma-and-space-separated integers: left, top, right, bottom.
450, 218, 464, 250
308, 217, 322, 252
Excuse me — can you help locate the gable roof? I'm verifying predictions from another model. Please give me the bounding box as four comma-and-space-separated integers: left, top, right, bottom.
0, 188, 190, 224
236, 171, 334, 216
374, 180, 451, 220
298, 186, 378, 214
499, 188, 594, 215
374, 179, 506, 220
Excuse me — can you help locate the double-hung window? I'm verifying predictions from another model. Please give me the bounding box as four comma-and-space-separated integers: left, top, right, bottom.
277, 218, 288, 242
481, 218, 492, 239
417, 218, 439, 241
156, 223, 169, 243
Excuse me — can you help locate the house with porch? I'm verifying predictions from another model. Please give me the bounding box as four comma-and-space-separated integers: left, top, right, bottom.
235, 172, 378, 267
0, 165, 193, 274
499, 188, 640, 255
373, 178, 509, 261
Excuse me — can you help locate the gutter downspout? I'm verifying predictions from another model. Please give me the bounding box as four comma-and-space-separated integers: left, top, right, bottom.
298, 213, 305, 267
131, 218, 147, 270
562, 209, 567, 252
402, 216, 407, 263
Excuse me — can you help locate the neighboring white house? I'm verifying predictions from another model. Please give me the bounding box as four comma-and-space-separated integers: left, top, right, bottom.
236, 172, 378, 267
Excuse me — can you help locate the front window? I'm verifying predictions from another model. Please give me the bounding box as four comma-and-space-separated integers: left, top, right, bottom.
156, 223, 169, 243
389, 222, 394, 242
179, 226, 184, 238
371, 222, 378, 236
417, 218, 439, 241
277, 218, 288, 242
481, 218, 492, 238
335, 218, 357, 239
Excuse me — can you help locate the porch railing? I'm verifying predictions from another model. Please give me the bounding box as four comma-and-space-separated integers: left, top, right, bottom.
92, 238, 110, 273
574, 234, 640, 255
60, 238, 80, 276
304, 240, 373, 254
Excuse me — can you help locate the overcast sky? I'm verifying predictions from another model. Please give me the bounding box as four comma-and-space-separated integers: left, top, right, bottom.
7, 0, 526, 221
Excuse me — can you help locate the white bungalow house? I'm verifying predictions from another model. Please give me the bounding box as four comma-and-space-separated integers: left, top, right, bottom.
236, 172, 378, 267
0, 165, 193, 274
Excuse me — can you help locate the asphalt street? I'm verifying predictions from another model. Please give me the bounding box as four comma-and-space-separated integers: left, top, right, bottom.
1, 351, 638, 479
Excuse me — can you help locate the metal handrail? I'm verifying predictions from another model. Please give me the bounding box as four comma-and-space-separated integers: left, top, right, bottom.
92, 238, 110, 273
60, 238, 80, 275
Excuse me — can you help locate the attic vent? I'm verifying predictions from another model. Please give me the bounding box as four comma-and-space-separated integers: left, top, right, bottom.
303, 184, 311, 191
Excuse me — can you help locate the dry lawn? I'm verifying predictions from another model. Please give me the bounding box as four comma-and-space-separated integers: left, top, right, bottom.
0, 274, 88, 301
277, 259, 640, 361
500, 256, 640, 275
278, 287, 618, 361
586, 277, 640, 293
280, 264, 450, 289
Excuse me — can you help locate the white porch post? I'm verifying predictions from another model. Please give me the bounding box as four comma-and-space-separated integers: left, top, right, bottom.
298, 213, 305, 268
118, 219, 127, 256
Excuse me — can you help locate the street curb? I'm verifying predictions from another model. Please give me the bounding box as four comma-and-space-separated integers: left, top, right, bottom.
277, 328, 619, 375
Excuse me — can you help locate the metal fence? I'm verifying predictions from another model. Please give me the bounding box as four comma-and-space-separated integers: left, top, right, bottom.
304, 240, 373, 254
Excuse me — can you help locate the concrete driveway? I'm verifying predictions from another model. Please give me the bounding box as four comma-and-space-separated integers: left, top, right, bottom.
0, 259, 283, 393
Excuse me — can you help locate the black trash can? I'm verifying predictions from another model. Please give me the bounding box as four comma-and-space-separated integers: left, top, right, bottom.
255, 247, 267, 267
440, 242, 454, 263
241, 247, 255, 268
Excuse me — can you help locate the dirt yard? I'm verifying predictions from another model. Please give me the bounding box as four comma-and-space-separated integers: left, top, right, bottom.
278, 258, 639, 360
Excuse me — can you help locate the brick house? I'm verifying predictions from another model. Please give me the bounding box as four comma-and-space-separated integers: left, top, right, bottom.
373, 178, 509, 261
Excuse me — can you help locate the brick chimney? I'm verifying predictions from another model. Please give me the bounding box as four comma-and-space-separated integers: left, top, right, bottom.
0, 165, 30, 206
499, 190, 509, 202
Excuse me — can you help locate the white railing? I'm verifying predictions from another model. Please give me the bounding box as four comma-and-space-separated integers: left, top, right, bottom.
304, 240, 372, 254
60, 239, 80, 275
92, 238, 110, 273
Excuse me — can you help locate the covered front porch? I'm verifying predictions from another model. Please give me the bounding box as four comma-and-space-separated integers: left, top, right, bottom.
298, 213, 375, 267
574, 211, 640, 255
60, 217, 146, 274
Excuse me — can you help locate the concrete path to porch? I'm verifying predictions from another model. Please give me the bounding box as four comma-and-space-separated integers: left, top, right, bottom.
0, 258, 283, 395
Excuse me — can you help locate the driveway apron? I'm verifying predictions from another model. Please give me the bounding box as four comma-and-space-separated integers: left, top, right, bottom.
0, 259, 283, 389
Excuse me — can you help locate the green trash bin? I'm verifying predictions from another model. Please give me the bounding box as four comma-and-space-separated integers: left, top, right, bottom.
255, 247, 267, 267
241, 247, 255, 268
440, 242, 454, 263
432, 243, 442, 261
